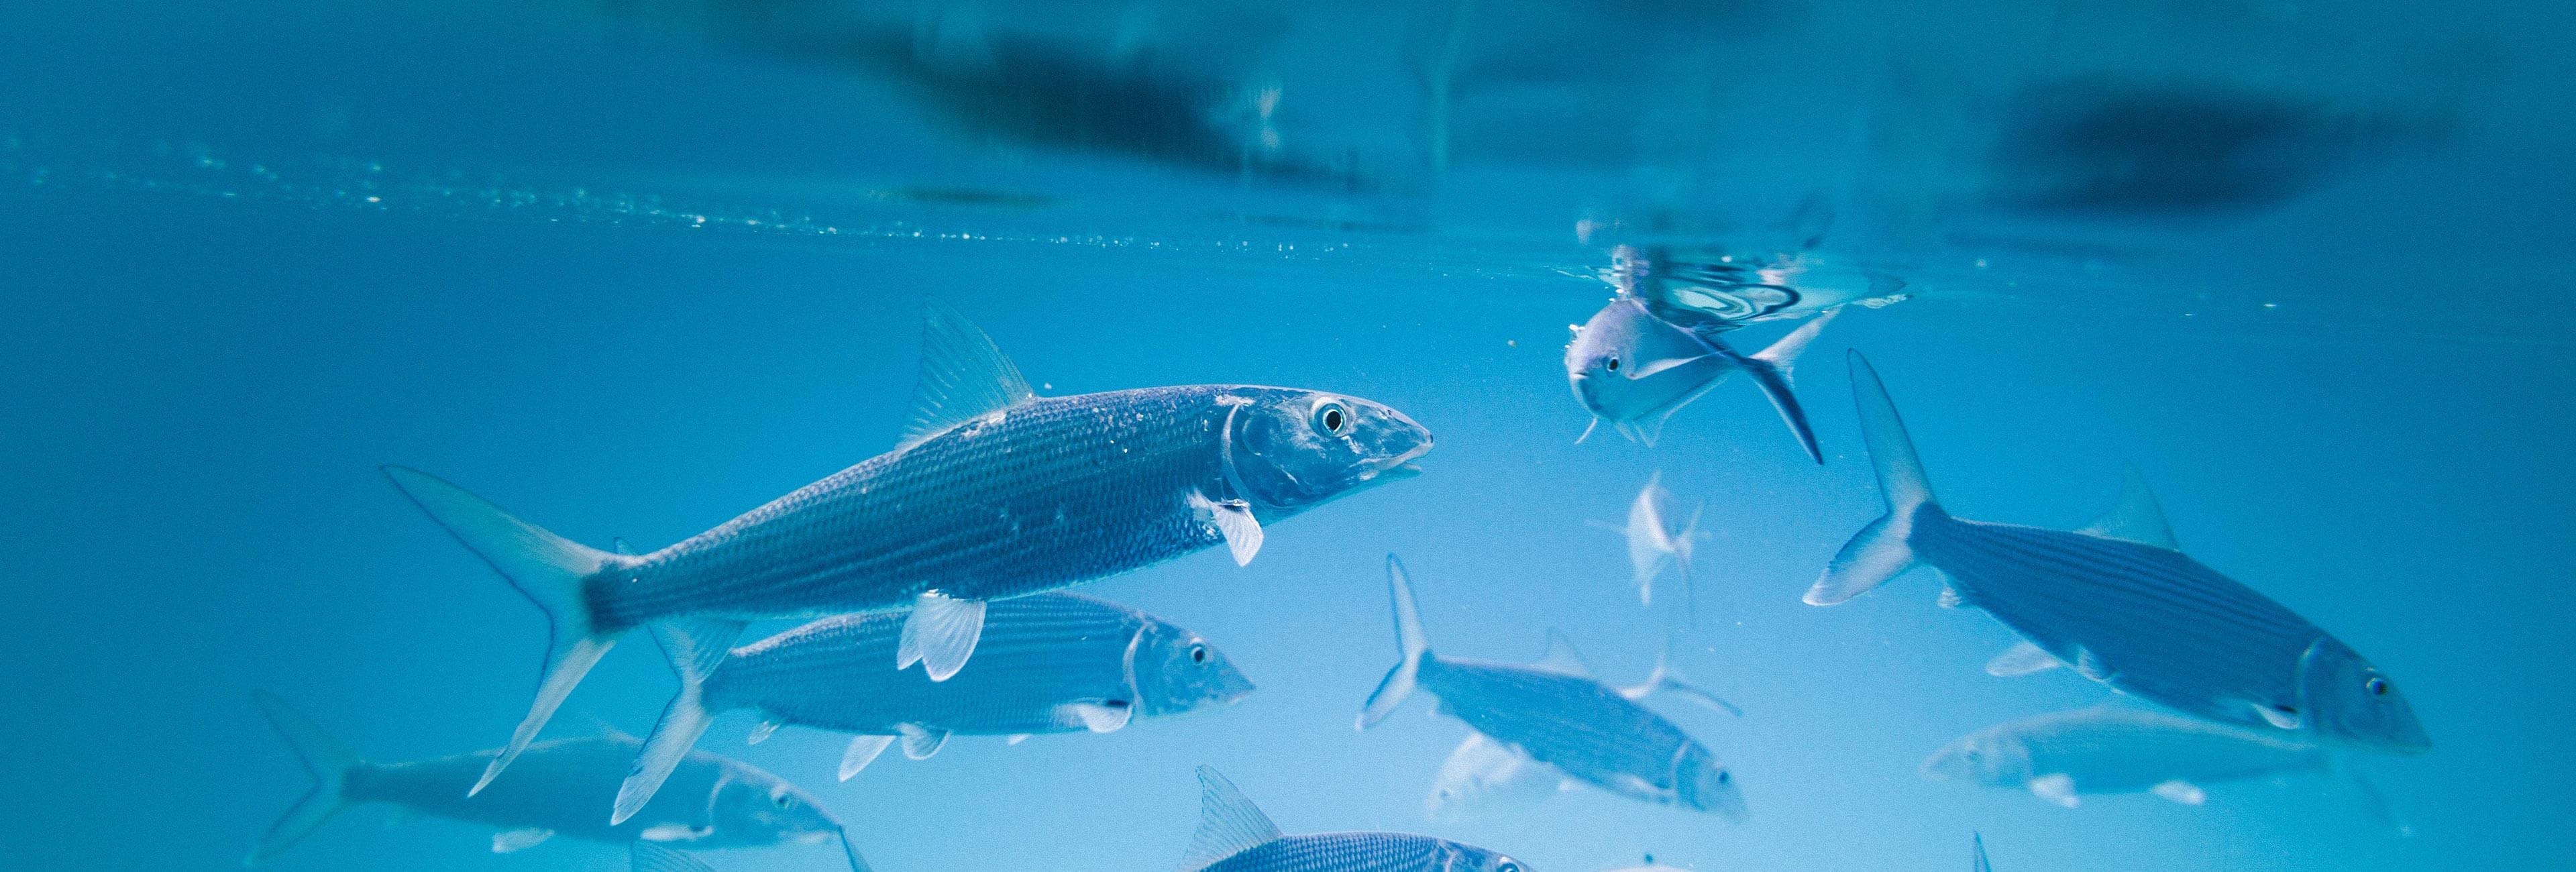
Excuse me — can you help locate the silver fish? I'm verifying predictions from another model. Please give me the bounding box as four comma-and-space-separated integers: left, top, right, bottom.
1617, 472, 1701, 622
1358, 555, 1747, 819
1181, 766, 1527, 872
1921, 706, 2344, 809
1424, 732, 1567, 823
1563, 289, 1836, 458
1808, 351, 2430, 754
246, 692, 864, 871
616, 592, 1255, 821
386, 302, 1430, 796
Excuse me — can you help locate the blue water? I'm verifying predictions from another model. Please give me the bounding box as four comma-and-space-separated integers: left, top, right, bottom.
4, 2, 2572, 871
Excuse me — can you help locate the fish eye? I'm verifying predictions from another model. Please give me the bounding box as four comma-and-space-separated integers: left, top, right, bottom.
1189, 643, 1209, 665
2365, 676, 2390, 696
1716, 770, 1731, 785
1605, 356, 1621, 372
1313, 400, 1348, 435
1498, 861, 1521, 872
769, 789, 796, 810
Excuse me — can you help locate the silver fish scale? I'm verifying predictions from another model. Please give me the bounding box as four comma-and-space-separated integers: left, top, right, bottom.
345, 738, 783, 849
1915, 512, 2324, 729
592, 386, 1240, 630
1421, 658, 1696, 803
1205, 832, 1461, 872
2006, 710, 2318, 791
710, 593, 1144, 735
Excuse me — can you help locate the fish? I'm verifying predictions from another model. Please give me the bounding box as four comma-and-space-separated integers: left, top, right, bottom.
1181, 766, 1528, 872
1358, 555, 1748, 819
1564, 274, 1837, 458
614, 592, 1256, 822
1424, 732, 1569, 822
1807, 351, 2431, 754
386, 301, 1431, 796
1615, 472, 1701, 622
245, 692, 867, 871
1919, 706, 2403, 827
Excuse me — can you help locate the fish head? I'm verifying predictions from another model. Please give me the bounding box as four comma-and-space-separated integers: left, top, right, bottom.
1672, 745, 1749, 821
1130, 620, 1256, 718
708, 771, 843, 845
1564, 298, 1715, 431
1917, 730, 2031, 787
1222, 388, 1431, 512
1436, 840, 1532, 872
2300, 637, 2432, 753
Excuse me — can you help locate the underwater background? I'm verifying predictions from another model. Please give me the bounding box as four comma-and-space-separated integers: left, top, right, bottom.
3, 1, 2571, 870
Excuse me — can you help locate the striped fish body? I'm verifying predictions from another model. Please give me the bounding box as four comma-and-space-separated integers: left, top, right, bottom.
1913, 510, 2325, 734
346, 738, 818, 849
1206, 832, 1480, 872
710, 594, 1149, 737
597, 386, 1244, 630
1994, 708, 2324, 793
1419, 659, 1703, 808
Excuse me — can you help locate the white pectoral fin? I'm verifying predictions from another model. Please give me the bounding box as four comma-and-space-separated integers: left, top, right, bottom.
491, 828, 553, 853
1191, 490, 1263, 565
839, 734, 896, 781
1059, 700, 1134, 733
747, 719, 781, 745
896, 723, 949, 760
2255, 702, 2303, 730
896, 592, 987, 682
1985, 641, 2063, 677
2151, 780, 2207, 805
2028, 773, 2080, 808
1006, 734, 1031, 746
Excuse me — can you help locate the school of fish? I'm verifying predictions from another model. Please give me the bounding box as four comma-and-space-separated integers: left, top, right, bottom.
250, 244, 2428, 871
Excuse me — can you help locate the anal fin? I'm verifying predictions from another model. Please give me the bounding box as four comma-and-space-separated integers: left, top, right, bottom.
492, 828, 553, 853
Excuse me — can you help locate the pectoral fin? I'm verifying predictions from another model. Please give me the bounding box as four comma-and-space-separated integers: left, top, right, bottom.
1985, 641, 2063, 677
896, 724, 949, 760
638, 824, 712, 843
747, 719, 781, 745
2028, 773, 2080, 808
1060, 700, 1134, 733
1191, 490, 1263, 565
896, 592, 987, 682
491, 828, 553, 853
2151, 780, 2206, 805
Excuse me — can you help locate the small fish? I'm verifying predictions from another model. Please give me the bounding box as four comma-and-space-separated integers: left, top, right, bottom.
1920, 706, 2401, 826
1564, 278, 1837, 457
246, 692, 865, 871
1424, 732, 1569, 823
388, 301, 1430, 795
1613, 472, 1702, 622
1358, 555, 1747, 819
1181, 766, 1527, 872
1809, 351, 2430, 754
614, 593, 1255, 822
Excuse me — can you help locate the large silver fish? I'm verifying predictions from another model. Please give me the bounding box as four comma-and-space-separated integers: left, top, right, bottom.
1920, 706, 2361, 809
1180, 766, 1527, 872
1357, 555, 1748, 819
386, 302, 1430, 795
615, 592, 1255, 822
1808, 351, 2431, 754
1563, 289, 1836, 458
246, 692, 863, 871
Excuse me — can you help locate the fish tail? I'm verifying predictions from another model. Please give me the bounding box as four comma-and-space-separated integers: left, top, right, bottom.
248, 692, 365, 864
1358, 554, 1433, 730
1744, 308, 1839, 464
1632, 639, 1743, 717
380, 466, 631, 796
615, 618, 748, 826
1804, 351, 1941, 606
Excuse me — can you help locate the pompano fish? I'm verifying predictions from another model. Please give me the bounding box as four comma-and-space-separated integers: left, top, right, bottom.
1180, 766, 1528, 872
614, 592, 1255, 822
1425, 732, 1568, 822
1808, 351, 2430, 753
1564, 290, 1836, 458
246, 692, 865, 871
1358, 555, 1748, 819
1921, 706, 2400, 826
386, 302, 1431, 795
1615, 472, 1701, 621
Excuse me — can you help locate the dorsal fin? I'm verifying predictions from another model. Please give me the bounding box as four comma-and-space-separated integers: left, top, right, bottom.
896, 301, 1036, 451
2078, 466, 2179, 550
1529, 629, 1593, 677
1179, 767, 1281, 872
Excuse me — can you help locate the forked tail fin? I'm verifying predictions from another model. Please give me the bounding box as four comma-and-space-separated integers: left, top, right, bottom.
381, 466, 629, 796
613, 618, 749, 825
1357, 554, 1434, 730
249, 692, 365, 864
1743, 308, 1840, 464
1804, 351, 1940, 606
